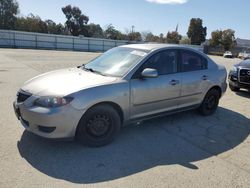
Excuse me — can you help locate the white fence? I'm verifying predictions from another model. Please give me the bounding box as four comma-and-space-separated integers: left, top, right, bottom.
0, 30, 134, 52
0, 29, 204, 52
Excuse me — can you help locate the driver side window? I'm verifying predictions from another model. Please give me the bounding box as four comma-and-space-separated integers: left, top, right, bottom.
142, 50, 177, 75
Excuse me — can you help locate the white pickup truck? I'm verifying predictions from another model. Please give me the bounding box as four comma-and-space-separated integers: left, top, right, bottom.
238, 51, 250, 60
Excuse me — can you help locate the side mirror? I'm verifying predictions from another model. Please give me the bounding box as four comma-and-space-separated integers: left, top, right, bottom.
141, 68, 158, 78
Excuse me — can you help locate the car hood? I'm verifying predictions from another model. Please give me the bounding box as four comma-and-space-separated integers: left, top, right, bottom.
234, 61, 250, 69
238, 60, 250, 68
21, 68, 118, 96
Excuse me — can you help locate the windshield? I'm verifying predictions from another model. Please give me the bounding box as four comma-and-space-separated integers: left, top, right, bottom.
84, 47, 148, 77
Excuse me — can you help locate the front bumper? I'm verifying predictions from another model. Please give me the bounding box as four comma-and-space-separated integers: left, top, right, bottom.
228, 76, 250, 89
13, 100, 83, 139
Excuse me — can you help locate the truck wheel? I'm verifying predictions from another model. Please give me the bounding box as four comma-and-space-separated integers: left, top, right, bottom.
229, 84, 240, 92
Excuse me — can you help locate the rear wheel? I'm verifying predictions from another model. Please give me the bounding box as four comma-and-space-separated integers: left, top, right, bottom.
198, 89, 220, 116
229, 84, 240, 92
76, 104, 121, 147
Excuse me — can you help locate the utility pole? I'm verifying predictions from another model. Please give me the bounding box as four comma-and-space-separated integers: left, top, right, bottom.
131, 25, 135, 33
131, 25, 135, 41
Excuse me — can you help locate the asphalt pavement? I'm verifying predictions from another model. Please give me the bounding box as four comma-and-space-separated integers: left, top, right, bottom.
0, 48, 249, 188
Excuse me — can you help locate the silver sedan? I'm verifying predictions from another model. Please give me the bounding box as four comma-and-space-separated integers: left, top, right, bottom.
13, 44, 227, 147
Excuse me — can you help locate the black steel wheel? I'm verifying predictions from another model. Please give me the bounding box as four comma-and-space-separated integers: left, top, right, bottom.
229, 84, 240, 92
198, 89, 220, 116
76, 104, 121, 147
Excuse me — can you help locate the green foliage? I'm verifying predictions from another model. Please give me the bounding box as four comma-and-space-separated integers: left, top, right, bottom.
210, 29, 236, 50
210, 30, 222, 46
159, 33, 165, 43
16, 14, 47, 33
187, 18, 207, 45
85, 23, 103, 38
145, 32, 156, 42
128, 32, 142, 41
104, 24, 126, 40
45, 20, 65, 35
166, 31, 182, 44
15, 15, 66, 34
62, 5, 89, 36
0, 0, 19, 29
221, 29, 236, 50
180, 36, 191, 44
144, 32, 164, 43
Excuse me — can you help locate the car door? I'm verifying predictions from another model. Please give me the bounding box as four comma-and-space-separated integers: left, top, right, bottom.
129, 49, 181, 120
178, 49, 210, 108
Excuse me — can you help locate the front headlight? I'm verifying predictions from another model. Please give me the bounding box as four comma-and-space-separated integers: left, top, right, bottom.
34, 96, 73, 108
230, 66, 237, 73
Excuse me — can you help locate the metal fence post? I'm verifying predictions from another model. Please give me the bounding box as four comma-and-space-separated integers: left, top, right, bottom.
13, 32, 16, 48
35, 34, 38, 49
88, 38, 90, 52
102, 39, 105, 52
55, 36, 57, 50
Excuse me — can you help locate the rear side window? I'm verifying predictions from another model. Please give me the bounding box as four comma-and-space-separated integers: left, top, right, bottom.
180, 50, 207, 72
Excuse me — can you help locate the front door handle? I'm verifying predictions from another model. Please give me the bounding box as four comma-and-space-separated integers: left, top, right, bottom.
170, 80, 180, 86
202, 75, 208, 80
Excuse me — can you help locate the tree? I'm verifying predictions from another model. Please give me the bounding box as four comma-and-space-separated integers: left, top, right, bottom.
145, 32, 155, 42
128, 32, 142, 41
45, 20, 65, 35
180, 36, 191, 44
45, 19, 57, 34
210, 30, 222, 46
187, 18, 207, 45
159, 33, 165, 43
144, 32, 162, 42
104, 24, 124, 40
0, 0, 19, 29
62, 5, 89, 36
16, 14, 47, 33
85, 23, 103, 38
210, 29, 236, 50
166, 31, 182, 44
221, 29, 235, 51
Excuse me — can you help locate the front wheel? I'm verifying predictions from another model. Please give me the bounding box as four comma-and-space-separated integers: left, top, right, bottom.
76, 104, 121, 147
229, 84, 240, 92
198, 89, 220, 116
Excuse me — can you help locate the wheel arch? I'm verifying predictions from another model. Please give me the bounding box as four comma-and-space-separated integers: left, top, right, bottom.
84, 101, 124, 124
207, 85, 222, 98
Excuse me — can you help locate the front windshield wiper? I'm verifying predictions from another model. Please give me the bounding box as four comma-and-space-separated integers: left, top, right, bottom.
81, 65, 107, 76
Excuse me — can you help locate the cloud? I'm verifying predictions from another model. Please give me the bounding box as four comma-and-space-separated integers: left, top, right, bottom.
146, 0, 188, 5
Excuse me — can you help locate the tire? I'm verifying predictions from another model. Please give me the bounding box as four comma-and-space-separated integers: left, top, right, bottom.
229, 84, 240, 92
76, 104, 121, 147
198, 89, 220, 116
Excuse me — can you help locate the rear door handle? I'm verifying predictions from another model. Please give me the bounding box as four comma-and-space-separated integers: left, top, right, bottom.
170, 80, 180, 86
202, 75, 208, 80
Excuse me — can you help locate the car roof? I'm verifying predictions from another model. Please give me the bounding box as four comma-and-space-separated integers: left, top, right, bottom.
121, 43, 192, 51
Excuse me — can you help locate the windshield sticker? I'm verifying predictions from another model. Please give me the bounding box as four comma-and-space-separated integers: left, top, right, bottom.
130, 50, 147, 57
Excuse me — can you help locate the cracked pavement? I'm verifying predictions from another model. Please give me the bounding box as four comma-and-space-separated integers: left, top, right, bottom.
0, 49, 249, 188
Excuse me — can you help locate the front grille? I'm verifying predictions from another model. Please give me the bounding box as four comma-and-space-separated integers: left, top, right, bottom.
17, 90, 32, 103
239, 69, 250, 84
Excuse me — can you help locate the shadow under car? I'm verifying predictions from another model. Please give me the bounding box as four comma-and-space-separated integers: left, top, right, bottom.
17, 107, 250, 184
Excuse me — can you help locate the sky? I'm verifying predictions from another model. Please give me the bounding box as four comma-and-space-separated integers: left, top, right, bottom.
17, 0, 250, 39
